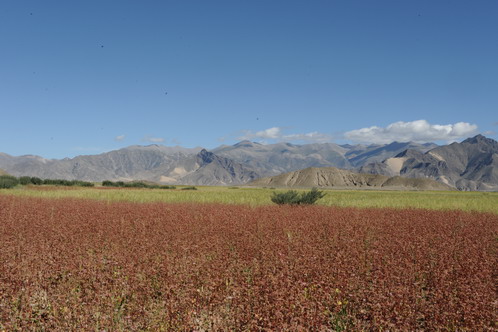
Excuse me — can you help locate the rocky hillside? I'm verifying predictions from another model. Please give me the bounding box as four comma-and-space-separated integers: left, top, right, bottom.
0, 140, 435, 186
0, 145, 198, 181
164, 149, 260, 185
212, 141, 351, 176
345, 141, 437, 167
360, 135, 498, 191
0, 146, 258, 186
249, 167, 454, 190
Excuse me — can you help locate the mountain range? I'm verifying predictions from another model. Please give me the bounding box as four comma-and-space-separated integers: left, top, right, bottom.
1, 135, 497, 190
359, 135, 498, 191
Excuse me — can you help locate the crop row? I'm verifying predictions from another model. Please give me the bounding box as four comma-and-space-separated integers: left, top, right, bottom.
0, 196, 496, 330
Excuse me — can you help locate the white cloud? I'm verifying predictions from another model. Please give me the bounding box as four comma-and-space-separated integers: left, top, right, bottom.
344, 120, 478, 144
237, 127, 332, 143
282, 132, 332, 143
115, 135, 125, 141
239, 127, 282, 140
142, 136, 165, 143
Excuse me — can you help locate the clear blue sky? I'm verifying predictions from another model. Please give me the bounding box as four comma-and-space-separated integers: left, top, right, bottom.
1, 1, 497, 158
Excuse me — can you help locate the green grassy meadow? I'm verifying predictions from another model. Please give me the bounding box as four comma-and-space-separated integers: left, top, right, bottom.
1, 185, 497, 214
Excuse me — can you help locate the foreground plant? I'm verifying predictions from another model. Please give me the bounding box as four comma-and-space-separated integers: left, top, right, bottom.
271, 187, 326, 205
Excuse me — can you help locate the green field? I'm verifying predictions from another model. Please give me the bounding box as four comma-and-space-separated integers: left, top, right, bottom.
1, 185, 497, 214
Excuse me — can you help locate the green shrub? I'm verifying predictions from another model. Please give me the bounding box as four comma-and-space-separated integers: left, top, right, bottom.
71, 180, 94, 187
40, 178, 93, 187
159, 185, 176, 189
30, 177, 43, 185
19, 176, 32, 185
102, 180, 113, 187
181, 186, 197, 190
101, 180, 176, 190
299, 188, 327, 204
0, 175, 19, 189
270, 190, 301, 205
123, 182, 147, 188
271, 188, 325, 205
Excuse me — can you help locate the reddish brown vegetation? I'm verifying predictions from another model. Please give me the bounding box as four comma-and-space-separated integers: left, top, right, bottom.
0, 196, 496, 330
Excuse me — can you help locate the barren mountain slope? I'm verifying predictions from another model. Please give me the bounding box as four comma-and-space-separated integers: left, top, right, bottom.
212, 141, 351, 176
249, 167, 454, 190
360, 135, 498, 191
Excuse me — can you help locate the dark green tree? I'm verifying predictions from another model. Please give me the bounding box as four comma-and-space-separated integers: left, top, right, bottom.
30, 177, 43, 185
19, 176, 32, 185
0, 175, 19, 189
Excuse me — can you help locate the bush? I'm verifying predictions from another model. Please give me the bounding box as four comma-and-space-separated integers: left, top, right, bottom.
122, 182, 147, 188
159, 185, 176, 189
40, 178, 94, 187
0, 175, 19, 189
71, 180, 94, 187
271, 188, 325, 205
270, 190, 301, 205
299, 188, 327, 204
19, 176, 32, 185
30, 177, 43, 185
181, 186, 197, 190
101, 180, 125, 187
101, 180, 176, 190
42, 179, 69, 186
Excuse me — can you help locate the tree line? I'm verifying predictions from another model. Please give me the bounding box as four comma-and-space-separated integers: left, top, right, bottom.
0, 175, 94, 189
102, 180, 176, 189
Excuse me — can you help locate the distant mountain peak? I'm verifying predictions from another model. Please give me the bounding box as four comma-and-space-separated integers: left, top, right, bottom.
197, 149, 215, 164
234, 140, 257, 147
463, 134, 495, 145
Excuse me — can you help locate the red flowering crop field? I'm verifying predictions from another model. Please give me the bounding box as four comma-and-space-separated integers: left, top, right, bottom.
0, 195, 496, 331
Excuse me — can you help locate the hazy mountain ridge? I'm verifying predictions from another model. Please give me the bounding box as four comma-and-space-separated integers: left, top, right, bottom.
360, 135, 498, 191
1, 135, 496, 190
0, 146, 258, 185
3, 140, 427, 185
178, 150, 260, 185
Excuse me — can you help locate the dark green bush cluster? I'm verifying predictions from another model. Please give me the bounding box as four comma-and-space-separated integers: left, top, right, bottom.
19, 176, 33, 185
42, 179, 94, 187
16, 176, 43, 186
181, 186, 198, 190
102, 180, 176, 189
271, 188, 326, 205
0, 175, 94, 188
0, 175, 20, 189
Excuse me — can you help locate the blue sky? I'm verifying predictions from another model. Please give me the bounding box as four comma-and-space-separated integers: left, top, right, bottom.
1, 1, 497, 159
